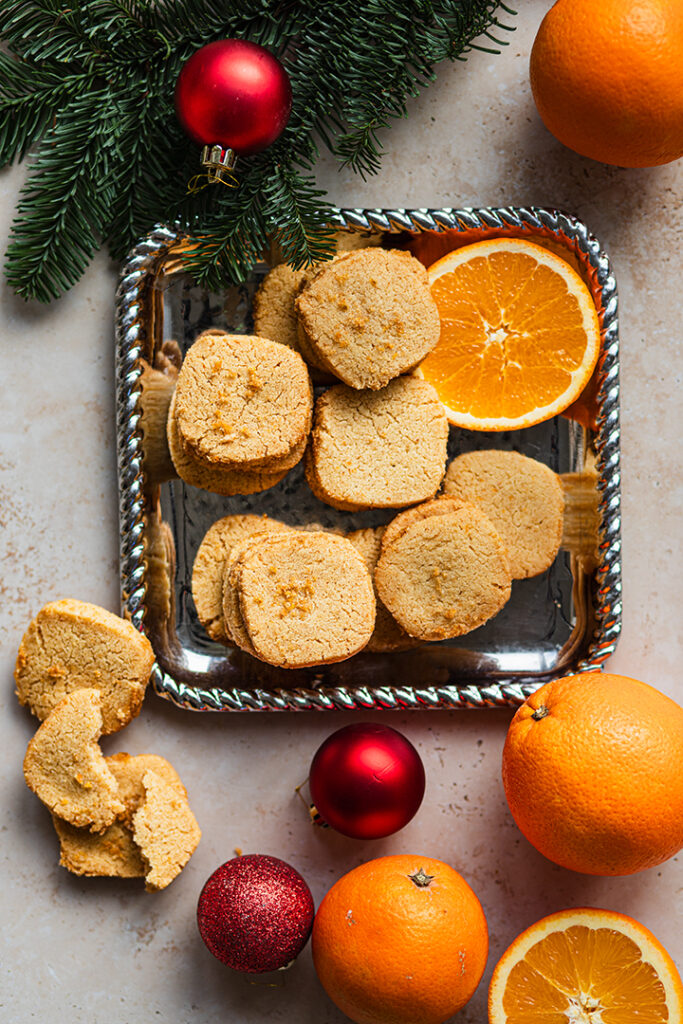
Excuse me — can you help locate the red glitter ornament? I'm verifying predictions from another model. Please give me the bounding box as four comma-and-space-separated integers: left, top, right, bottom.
309, 723, 426, 840
197, 854, 314, 973
175, 39, 292, 181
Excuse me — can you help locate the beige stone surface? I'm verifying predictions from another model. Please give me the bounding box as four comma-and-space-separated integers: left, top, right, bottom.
0, 2, 681, 1020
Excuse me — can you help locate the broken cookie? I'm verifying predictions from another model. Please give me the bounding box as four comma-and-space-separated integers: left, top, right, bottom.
52, 753, 200, 889
23, 689, 125, 832
133, 769, 202, 892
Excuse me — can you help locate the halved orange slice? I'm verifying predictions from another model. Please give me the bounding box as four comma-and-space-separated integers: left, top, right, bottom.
418, 238, 601, 430
488, 907, 683, 1024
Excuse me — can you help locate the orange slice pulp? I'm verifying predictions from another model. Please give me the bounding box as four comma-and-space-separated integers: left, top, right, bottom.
418, 238, 601, 430
488, 907, 683, 1024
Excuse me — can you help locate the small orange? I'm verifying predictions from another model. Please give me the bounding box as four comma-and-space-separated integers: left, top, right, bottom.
530, 0, 683, 167
488, 907, 683, 1024
418, 238, 600, 431
311, 854, 488, 1024
502, 673, 683, 875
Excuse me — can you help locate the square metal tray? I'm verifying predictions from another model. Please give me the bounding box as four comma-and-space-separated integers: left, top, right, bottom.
115, 207, 622, 712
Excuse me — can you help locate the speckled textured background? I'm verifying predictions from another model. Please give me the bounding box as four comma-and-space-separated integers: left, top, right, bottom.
1, 2, 681, 1021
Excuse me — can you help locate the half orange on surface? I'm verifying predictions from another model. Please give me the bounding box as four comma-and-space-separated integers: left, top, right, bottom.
418, 238, 601, 431
488, 907, 683, 1024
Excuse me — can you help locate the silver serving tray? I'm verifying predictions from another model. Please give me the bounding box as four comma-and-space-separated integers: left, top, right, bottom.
115, 207, 622, 712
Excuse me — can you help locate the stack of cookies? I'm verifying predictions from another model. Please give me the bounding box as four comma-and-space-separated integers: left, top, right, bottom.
16, 600, 201, 889
192, 516, 376, 669
167, 330, 313, 495
254, 246, 441, 385
223, 530, 376, 669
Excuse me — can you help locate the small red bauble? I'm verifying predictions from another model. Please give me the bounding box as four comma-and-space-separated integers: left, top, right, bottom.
309, 723, 426, 840
175, 39, 292, 156
197, 854, 314, 973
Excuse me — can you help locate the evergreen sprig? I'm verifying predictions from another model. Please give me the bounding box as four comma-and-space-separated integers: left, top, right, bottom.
0, 0, 515, 302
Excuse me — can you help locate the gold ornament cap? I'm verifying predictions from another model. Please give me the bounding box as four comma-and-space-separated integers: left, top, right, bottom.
200, 144, 238, 184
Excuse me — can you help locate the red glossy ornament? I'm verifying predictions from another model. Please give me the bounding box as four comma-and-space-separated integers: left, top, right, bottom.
309, 723, 426, 840
175, 39, 292, 157
197, 854, 314, 973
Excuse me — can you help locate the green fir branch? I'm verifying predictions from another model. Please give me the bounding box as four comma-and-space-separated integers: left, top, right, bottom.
153, 0, 302, 55
4, 90, 118, 301
261, 163, 337, 269
179, 162, 279, 290
329, 0, 513, 174
0, 58, 93, 165
105, 67, 184, 260
0, 0, 516, 302
0, 1, 100, 65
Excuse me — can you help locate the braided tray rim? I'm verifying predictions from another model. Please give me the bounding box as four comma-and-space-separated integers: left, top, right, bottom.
115, 206, 622, 712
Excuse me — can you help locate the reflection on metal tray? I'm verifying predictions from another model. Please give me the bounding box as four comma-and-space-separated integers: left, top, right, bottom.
114, 208, 622, 712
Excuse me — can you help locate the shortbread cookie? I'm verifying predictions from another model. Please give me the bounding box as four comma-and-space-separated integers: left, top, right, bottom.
295, 249, 441, 389
167, 393, 290, 495
443, 450, 565, 578
252, 263, 312, 355
51, 750, 153, 879
347, 528, 418, 653
254, 259, 335, 379
231, 531, 375, 668
375, 505, 512, 641
53, 754, 194, 882
23, 689, 125, 832
192, 514, 293, 643
107, 753, 188, 825
15, 599, 154, 735
306, 378, 448, 510
133, 769, 202, 891
173, 331, 313, 469
52, 816, 146, 878
296, 318, 335, 375
221, 529, 340, 657
222, 526, 348, 651
221, 540, 259, 658
381, 495, 468, 552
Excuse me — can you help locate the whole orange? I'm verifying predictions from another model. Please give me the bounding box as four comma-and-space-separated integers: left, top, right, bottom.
311, 855, 488, 1024
502, 673, 683, 875
530, 0, 683, 167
